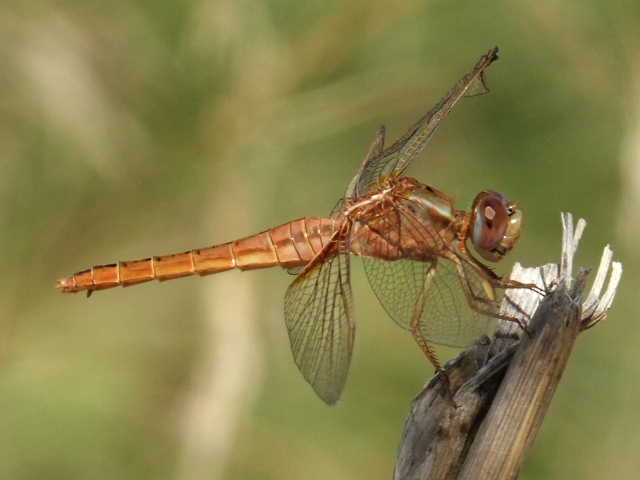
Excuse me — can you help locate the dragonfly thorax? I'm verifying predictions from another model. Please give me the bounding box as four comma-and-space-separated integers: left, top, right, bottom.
402, 181, 455, 226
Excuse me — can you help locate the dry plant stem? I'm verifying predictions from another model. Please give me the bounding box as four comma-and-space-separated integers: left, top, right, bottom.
395, 276, 584, 480
394, 214, 622, 480
395, 338, 519, 480
457, 275, 585, 480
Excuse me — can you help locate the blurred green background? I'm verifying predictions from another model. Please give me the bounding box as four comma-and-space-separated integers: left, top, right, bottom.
1, 1, 637, 479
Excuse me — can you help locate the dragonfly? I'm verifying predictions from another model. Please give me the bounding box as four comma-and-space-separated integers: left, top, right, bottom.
58, 47, 536, 405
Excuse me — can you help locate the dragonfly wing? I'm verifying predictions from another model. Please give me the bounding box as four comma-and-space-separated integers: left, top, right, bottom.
284, 231, 354, 405
354, 47, 499, 195
419, 257, 498, 347
331, 126, 386, 217
363, 255, 497, 348
362, 256, 429, 330
347, 125, 385, 198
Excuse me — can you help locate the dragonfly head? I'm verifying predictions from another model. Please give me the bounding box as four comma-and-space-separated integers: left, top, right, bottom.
470, 191, 522, 262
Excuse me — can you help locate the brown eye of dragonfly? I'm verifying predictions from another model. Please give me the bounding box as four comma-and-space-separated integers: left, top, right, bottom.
471, 191, 521, 262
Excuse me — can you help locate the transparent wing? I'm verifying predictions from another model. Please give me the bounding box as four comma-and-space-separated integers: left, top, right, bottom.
362, 256, 429, 330
284, 232, 354, 405
354, 47, 499, 196
419, 257, 498, 347
346, 125, 385, 199
331, 126, 386, 217
363, 255, 497, 348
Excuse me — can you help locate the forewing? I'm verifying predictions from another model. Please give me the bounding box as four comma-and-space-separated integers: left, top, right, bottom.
347, 125, 385, 198
354, 47, 499, 195
331, 126, 386, 217
284, 233, 354, 405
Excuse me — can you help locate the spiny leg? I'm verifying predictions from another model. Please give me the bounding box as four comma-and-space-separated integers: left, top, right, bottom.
411, 328, 443, 372
492, 276, 547, 297
486, 274, 548, 332
408, 263, 442, 371
456, 248, 547, 298
452, 259, 530, 333
408, 273, 458, 403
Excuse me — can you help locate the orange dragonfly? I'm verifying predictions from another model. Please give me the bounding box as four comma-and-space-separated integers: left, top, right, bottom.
58, 47, 534, 404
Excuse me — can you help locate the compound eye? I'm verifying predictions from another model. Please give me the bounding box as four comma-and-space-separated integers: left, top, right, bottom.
470, 191, 516, 262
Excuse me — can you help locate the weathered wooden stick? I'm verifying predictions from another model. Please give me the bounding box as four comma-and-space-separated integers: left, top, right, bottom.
394, 213, 622, 480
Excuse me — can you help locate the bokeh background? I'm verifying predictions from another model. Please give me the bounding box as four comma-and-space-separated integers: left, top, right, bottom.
1, 1, 638, 479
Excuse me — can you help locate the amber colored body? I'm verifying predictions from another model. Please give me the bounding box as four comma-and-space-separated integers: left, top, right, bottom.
57, 217, 338, 293
57, 177, 461, 294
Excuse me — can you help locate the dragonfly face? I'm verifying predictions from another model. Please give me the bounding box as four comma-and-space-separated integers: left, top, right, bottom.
469, 191, 523, 262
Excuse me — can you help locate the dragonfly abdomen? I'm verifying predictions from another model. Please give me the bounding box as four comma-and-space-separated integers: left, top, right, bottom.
57, 217, 336, 294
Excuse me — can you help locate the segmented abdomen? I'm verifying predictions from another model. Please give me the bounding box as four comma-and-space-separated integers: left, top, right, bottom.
57, 217, 337, 294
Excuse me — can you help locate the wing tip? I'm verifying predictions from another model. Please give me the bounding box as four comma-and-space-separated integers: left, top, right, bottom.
482, 46, 500, 67
316, 388, 342, 406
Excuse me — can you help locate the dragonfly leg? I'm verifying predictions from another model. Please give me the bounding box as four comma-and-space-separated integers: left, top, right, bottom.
411, 305, 462, 404
491, 311, 529, 334
452, 259, 530, 333
492, 277, 547, 297
468, 294, 529, 333
409, 286, 443, 371
408, 300, 462, 404
455, 246, 547, 297
411, 328, 443, 372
